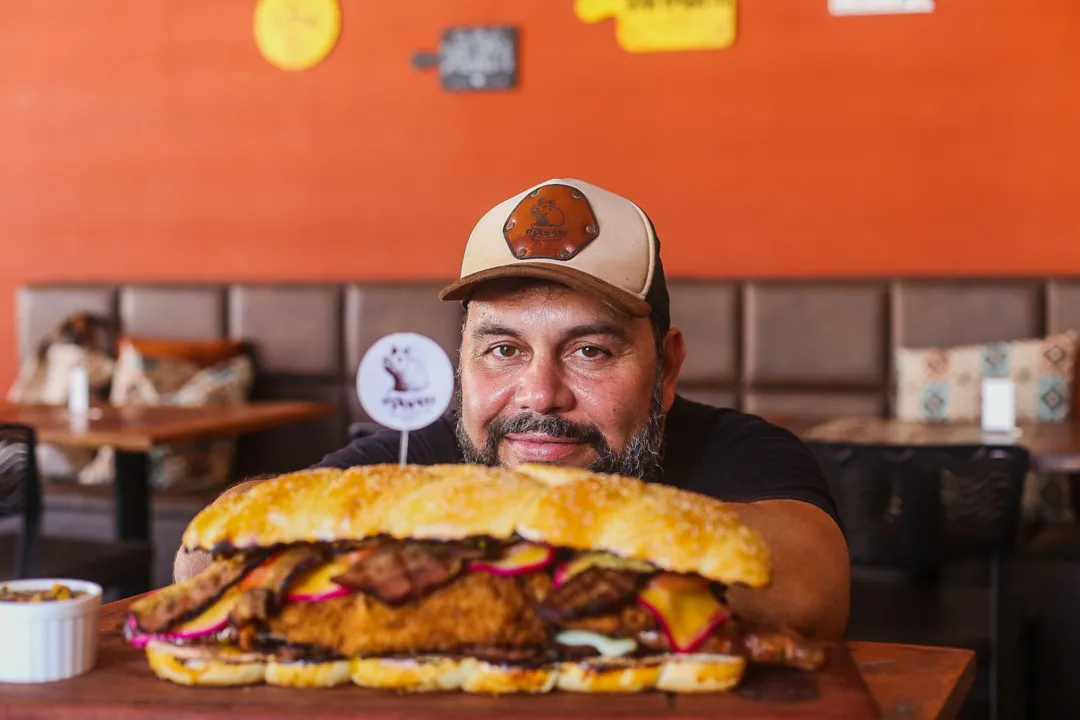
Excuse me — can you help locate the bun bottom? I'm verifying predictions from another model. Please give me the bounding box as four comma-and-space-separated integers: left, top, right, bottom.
145, 644, 745, 693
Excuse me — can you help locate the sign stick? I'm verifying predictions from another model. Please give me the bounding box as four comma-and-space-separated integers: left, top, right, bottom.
399, 430, 410, 467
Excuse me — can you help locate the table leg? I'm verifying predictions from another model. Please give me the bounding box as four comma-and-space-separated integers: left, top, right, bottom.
114, 450, 150, 542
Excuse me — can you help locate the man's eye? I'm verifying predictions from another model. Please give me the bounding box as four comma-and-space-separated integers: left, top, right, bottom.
491, 345, 519, 359
575, 346, 607, 359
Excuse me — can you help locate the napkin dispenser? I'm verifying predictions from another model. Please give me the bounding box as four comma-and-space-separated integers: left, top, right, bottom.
981, 378, 1016, 434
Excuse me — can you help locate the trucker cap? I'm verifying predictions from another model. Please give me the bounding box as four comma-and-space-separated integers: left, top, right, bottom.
439, 178, 670, 333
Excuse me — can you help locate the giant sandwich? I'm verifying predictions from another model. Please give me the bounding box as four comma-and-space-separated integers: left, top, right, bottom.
126, 463, 825, 693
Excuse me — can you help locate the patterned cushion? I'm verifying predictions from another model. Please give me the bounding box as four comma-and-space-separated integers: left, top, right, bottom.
6, 343, 114, 405
108, 346, 203, 405
894, 331, 1078, 423
78, 343, 254, 490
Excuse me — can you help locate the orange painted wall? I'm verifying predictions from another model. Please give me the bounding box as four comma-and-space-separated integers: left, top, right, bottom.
0, 0, 1078, 388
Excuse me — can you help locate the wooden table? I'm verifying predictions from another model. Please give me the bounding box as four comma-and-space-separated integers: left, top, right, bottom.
775, 414, 1080, 517
0, 597, 975, 720
0, 402, 334, 542
795, 416, 1080, 474
848, 643, 975, 720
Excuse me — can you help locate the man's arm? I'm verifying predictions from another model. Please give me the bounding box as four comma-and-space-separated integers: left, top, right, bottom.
172, 478, 266, 583
668, 408, 850, 640
724, 499, 850, 640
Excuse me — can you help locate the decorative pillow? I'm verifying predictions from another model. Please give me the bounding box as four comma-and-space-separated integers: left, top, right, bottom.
894, 330, 1078, 423
78, 343, 254, 491
108, 346, 202, 406
6, 343, 114, 405
119, 336, 246, 369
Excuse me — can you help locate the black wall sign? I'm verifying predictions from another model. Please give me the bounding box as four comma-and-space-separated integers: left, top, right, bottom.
412, 26, 518, 92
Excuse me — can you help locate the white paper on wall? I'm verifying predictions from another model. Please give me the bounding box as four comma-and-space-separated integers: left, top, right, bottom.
828, 0, 934, 16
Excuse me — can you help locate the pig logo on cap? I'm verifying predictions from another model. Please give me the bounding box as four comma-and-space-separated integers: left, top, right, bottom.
503, 184, 600, 262
529, 198, 566, 238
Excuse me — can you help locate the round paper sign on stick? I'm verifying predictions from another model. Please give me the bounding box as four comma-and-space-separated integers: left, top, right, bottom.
357, 333, 455, 433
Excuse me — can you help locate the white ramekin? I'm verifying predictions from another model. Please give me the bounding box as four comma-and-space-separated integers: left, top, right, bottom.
0, 579, 102, 683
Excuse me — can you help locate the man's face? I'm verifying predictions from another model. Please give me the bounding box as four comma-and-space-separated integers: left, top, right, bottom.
455, 281, 684, 479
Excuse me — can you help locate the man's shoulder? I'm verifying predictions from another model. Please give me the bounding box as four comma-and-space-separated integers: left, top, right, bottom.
666, 394, 788, 444
310, 414, 462, 470
664, 395, 841, 530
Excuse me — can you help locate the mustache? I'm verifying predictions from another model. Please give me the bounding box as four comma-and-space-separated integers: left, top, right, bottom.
486, 412, 606, 448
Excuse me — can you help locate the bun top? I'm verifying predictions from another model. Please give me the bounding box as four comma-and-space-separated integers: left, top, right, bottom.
182, 464, 771, 588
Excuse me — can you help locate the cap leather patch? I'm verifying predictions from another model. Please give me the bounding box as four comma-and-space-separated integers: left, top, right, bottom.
502, 184, 600, 261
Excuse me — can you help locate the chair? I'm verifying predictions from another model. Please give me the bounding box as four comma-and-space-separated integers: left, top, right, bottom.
0, 424, 154, 597
806, 441, 1032, 720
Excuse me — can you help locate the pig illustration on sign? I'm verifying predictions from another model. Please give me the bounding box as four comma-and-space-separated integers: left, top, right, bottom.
358, 332, 454, 432
383, 346, 429, 392
381, 345, 436, 421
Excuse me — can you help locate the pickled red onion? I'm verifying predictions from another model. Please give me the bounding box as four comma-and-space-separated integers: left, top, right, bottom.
468, 542, 554, 576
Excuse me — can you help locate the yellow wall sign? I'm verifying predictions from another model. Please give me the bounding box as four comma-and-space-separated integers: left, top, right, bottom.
575, 0, 736, 53
253, 0, 342, 71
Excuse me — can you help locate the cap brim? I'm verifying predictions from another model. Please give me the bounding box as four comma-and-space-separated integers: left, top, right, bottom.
439, 263, 652, 319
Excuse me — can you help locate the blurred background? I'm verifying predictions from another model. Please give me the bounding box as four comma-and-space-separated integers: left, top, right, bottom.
0, 1, 1077, 718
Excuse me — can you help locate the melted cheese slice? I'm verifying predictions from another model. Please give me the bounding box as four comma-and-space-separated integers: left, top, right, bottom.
636, 574, 729, 653
170, 586, 244, 638
492, 543, 553, 571
286, 548, 373, 600
469, 542, 554, 575
555, 552, 655, 586
286, 558, 351, 599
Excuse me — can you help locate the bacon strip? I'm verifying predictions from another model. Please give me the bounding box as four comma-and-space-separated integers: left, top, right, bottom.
330, 541, 484, 605
638, 624, 825, 671
537, 567, 648, 623
129, 554, 263, 634
229, 546, 327, 626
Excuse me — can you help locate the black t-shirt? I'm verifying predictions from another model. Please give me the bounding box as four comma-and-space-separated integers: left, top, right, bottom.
312, 395, 841, 531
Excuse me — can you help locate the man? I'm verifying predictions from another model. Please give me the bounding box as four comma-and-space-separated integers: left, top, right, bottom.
175, 178, 850, 639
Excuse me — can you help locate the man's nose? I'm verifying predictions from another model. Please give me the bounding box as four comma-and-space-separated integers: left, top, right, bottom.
514, 355, 573, 415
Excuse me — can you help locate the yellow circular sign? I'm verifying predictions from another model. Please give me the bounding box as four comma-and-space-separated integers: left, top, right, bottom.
253, 0, 341, 71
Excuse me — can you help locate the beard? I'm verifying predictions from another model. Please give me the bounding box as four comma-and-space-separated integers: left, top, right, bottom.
454, 367, 666, 482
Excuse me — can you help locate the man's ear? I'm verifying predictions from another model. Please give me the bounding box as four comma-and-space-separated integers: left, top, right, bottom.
660, 328, 687, 412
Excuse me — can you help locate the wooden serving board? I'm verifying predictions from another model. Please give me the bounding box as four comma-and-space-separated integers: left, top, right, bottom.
0, 620, 881, 720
